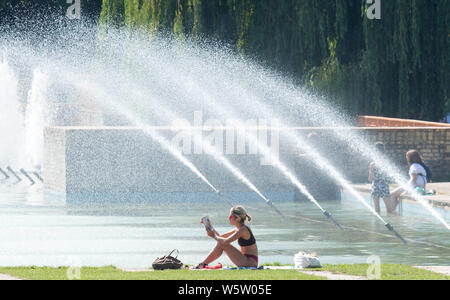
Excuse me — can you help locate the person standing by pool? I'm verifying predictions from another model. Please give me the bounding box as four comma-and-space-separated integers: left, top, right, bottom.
368, 142, 391, 214
389, 149, 427, 212
195, 205, 258, 269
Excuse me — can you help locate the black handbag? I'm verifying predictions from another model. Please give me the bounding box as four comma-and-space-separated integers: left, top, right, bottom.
152, 249, 184, 270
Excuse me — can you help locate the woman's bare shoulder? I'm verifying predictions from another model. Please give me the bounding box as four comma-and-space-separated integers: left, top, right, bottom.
237, 225, 251, 235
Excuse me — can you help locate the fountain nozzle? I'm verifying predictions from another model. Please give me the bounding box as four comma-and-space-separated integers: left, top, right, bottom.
323, 210, 344, 230
216, 190, 233, 207
385, 223, 407, 244
6, 166, 22, 182
20, 169, 36, 185
0, 168, 10, 180
265, 200, 285, 219
32, 171, 44, 183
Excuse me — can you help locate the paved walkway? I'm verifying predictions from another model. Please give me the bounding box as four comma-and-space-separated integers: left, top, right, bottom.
414, 266, 450, 276
349, 182, 450, 209
299, 270, 366, 280
119, 268, 153, 272
0, 273, 22, 280
120, 266, 367, 280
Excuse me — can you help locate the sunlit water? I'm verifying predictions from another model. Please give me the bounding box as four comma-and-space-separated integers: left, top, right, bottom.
0, 20, 448, 268
0, 183, 448, 268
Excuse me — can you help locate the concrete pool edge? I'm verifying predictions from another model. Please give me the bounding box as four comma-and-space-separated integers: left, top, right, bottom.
349, 182, 450, 210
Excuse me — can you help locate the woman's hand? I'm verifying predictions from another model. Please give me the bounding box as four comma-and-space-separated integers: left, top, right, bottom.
206, 228, 216, 239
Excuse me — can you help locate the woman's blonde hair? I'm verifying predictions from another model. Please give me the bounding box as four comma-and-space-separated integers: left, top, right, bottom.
231, 205, 252, 224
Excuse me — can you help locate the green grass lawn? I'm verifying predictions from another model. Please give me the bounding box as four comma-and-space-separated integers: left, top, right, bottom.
317, 264, 450, 280
0, 266, 325, 280
0, 264, 447, 280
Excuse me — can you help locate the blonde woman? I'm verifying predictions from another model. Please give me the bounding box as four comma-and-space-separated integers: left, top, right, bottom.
196, 205, 258, 269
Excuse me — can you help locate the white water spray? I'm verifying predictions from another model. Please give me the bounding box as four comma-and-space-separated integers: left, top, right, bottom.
112, 84, 285, 217
67, 76, 227, 204
23, 68, 50, 169
0, 55, 25, 166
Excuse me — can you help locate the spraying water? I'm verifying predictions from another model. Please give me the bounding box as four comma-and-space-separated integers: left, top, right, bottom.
66, 74, 233, 207
86, 74, 285, 218
95, 32, 343, 228
1, 17, 447, 240
202, 73, 409, 241
119, 32, 448, 232
0, 54, 25, 166
23, 68, 50, 169
293, 140, 407, 243
125, 50, 343, 228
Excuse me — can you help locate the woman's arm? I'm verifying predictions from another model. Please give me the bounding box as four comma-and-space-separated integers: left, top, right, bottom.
368, 163, 374, 183
215, 229, 237, 238
214, 227, 244, 246
409, 173, 418, 186
205, 228, 237, 240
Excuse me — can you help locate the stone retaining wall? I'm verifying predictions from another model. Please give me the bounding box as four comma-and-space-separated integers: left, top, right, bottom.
356, 116, 450, 128
43, 126, 450, 198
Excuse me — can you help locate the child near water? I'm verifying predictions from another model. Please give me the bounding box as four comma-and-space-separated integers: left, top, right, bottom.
368, 142, 391, 214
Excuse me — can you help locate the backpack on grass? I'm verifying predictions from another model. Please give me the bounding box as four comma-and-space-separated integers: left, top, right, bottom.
152, 249, 184, 270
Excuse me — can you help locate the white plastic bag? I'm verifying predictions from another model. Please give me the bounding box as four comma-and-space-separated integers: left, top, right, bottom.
294, 251, 322, 269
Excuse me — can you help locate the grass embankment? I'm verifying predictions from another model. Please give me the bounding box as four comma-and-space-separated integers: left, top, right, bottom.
0, 264, 447, 280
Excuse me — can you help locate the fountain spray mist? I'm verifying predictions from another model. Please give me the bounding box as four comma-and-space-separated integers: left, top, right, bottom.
93, 74, 285, 217
215, 57, 448, 233
294, 141, 407, 243
23, 68, 50, 169
3, 17, 447, 236
251, 79, 450, 231
130, 53, 344, 228
133, 33, 448, 232
0, 54, 25, 166
97, 31, 344, 229
135, 95, 284, 217
209, 78, 408, 241
68, 75, 233, 207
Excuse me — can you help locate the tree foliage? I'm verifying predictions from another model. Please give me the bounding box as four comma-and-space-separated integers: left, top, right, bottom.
1, 1, 447, 121
98, 0, 448, 121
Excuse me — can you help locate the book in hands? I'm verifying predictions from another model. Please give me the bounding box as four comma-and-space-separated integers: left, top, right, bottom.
201, 216, 214, 231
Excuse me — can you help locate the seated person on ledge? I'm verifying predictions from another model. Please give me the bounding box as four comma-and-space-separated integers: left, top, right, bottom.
195, 205, 258, 269
390, 149, 428, 212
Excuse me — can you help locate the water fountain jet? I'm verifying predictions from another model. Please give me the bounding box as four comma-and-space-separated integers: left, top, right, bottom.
0, 168, 10, 180
6, 166, 22, 182
20, 168, 36, 185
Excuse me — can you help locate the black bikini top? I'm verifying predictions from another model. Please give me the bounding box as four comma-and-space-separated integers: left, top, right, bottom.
238, 226, 256, 247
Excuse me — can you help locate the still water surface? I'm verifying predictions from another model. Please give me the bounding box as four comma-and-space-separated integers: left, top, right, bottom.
0, 182, 448, 267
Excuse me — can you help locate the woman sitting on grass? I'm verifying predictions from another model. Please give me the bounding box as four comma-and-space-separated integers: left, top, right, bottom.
195, 205, 258, 269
